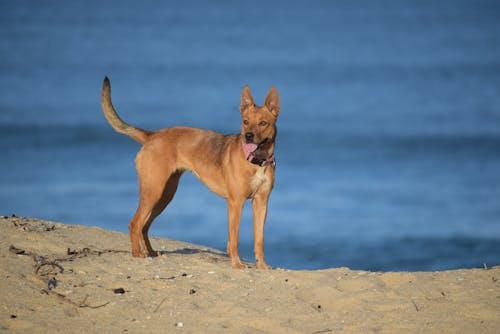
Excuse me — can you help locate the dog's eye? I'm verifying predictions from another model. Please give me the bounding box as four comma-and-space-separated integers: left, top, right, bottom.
243, 120, 249, 125
259, 121, 268, 126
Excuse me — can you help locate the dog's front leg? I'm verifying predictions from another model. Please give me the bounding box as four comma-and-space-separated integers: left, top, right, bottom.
252, 193, 272, 269
227, 198, 247, 269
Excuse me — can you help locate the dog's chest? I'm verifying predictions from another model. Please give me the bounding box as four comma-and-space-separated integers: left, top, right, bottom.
249, 167, 271, 196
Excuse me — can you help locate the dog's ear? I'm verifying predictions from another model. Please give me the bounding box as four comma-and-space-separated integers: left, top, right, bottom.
240, 86, 255, 113
265, 87, 280, 118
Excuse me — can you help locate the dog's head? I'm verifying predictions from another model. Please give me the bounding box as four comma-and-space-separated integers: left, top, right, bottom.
240, 86, 280, 150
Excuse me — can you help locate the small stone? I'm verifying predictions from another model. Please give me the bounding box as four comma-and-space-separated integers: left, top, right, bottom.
47, 277, 57, 290
113, 288, 126, 294
175, 322, 184, 327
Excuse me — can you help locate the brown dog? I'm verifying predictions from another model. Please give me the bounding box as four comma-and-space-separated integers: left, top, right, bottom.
101, 77, 279, 269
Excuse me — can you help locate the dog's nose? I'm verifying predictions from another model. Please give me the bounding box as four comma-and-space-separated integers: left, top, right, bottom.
245, 132, 254, 143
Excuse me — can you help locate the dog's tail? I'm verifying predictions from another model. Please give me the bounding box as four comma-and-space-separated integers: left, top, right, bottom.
101, 77, 151, 144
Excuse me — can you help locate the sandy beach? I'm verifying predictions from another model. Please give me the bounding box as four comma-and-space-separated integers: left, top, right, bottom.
0, 216, 498, 333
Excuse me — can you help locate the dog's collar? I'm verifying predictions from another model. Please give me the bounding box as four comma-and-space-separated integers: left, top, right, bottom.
248, 152, 275, 167
242, 140, 276, 167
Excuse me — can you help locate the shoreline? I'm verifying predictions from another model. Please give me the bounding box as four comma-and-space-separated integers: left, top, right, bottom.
1, 216, 498, 333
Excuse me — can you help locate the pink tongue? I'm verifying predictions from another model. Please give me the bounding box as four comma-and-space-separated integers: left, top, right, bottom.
242, 142, 258, 157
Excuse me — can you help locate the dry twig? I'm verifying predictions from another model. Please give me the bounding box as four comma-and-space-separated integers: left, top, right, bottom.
8, 244, 127, 309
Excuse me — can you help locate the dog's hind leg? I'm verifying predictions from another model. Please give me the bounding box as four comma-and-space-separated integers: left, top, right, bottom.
129, 150, 181, 257
142, 170, 183, 255
129, 203, 154, 258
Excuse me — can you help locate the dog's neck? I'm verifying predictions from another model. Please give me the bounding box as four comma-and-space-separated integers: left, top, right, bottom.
241, 140, 275, 167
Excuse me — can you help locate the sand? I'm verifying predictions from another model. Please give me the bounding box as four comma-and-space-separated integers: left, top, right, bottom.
0, 216, 498, 333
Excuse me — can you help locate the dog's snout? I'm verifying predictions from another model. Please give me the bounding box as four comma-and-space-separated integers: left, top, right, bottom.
245, 132, 254, 143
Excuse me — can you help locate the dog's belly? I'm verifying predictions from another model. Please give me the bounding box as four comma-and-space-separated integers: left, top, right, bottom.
190, 169, 229, 198
189, 165, 272, 200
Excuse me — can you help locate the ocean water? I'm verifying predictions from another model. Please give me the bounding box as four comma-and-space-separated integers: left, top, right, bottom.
1, 0, 499, 271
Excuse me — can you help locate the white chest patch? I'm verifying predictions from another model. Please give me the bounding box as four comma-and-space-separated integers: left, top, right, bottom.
250, 167, 271, 197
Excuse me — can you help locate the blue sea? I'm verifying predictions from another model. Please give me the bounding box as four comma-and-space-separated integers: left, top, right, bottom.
1, 0, 499, 271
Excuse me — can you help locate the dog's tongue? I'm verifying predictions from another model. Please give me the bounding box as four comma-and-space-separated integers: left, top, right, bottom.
242, 142, 258, 157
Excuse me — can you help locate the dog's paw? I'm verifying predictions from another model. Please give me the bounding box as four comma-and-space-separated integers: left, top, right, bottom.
256, 260, 272, 270
132, 251, 147, 258
231, 259, 248, 269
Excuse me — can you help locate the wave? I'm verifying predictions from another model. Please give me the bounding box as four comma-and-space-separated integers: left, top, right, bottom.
0, 124, 137, 149
3, 123, 500, 147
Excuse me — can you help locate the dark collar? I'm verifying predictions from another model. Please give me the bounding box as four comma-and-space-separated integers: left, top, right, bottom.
248, 153, 275, 167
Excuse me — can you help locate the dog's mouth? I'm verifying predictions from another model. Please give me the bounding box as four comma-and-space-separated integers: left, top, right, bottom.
242, 142, 258, 154
242, 138, 269, 156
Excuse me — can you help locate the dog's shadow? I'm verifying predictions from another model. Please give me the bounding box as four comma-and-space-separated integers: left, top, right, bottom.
155, 248, 256, 267
157, 247, 229, 259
